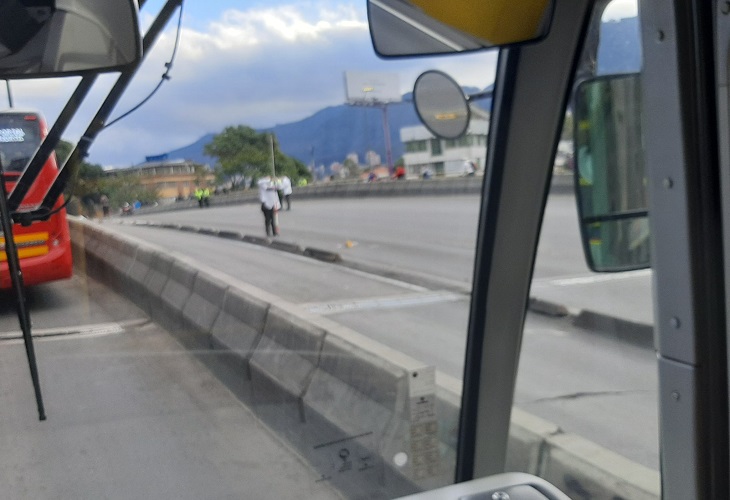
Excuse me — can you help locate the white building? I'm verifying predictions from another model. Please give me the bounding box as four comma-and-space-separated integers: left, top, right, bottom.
400, 109, 489, 178
365, 150, 381, 167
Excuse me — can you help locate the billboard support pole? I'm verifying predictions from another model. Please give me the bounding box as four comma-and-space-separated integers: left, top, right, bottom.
344, 71, 401, 173
381, 103, 393, 170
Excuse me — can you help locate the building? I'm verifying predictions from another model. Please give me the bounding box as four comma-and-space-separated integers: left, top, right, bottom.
365, 150, 381, 167
105, 159, 214, 202
400, 108, 489, 178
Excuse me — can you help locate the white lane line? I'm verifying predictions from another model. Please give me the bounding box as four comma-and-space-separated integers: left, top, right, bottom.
325, 265, 430, 292
0, 319, 149, 343
523, 327, 568, 337
532, 269, 652, 288
303, 290, 465, 315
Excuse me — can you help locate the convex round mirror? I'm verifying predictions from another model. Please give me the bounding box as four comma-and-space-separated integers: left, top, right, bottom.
413, 70, 470, 139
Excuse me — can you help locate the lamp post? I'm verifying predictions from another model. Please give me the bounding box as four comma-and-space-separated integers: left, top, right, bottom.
269, 133, 276, 177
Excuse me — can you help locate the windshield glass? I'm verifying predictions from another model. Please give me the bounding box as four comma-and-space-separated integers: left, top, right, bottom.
0, 0, 658, 499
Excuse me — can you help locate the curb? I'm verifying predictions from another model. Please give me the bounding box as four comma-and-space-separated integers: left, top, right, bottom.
529, 296, 654, 348
304, 247, 343, 263
528, 297, 569, 317
124, 220, 343, 266
269, 240, 304, 254
572, 309, 654, 349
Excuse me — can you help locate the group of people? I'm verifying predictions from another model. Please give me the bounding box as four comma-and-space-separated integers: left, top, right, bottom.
194, 187, 211, 208
257, 175, 293, 237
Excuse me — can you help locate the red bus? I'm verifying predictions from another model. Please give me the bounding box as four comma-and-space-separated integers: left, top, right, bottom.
0, 110, 72, 288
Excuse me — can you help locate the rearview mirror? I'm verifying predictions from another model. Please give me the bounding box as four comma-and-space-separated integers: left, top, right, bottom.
367, 0, 553, 57
413, 70, 470, 139
573, 73, 650, 272
0, 0, 141, 78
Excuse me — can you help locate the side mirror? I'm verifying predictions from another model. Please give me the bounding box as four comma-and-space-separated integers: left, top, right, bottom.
573, 73, 650, 272
413, 70, 470, 139
367, 0, 553, 57
0, 0, 141, 79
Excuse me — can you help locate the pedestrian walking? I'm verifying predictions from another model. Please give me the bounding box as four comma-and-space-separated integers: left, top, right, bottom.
278, 175, 292, 210
258, 176, 280, 237
100, 194, 110, 217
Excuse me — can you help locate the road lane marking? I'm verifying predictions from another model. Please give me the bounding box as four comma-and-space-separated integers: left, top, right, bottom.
523, 327, 568, 337
0, 319, 149, 343
532, 268, 651, 288
303, 290, 465, 315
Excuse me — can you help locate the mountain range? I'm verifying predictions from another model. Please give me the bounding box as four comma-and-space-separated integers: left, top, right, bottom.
155, 16, 640, 172
157, 88, 487, 171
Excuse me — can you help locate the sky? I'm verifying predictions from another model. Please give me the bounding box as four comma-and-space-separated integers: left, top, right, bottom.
3, 0, 499, 168
3, 0, 638, 169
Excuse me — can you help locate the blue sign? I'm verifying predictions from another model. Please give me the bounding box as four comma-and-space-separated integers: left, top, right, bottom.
145, 154, 168, 162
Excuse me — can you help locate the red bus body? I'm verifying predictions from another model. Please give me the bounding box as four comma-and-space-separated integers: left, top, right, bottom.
0, 111, 73, 289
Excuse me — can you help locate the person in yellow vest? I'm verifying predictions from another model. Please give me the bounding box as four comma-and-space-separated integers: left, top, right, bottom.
202, 187, 211, 207
194, 187, 204, 208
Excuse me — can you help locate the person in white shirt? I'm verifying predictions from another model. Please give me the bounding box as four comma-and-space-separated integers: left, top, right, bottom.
258, 176, 280, 236
462, 159, 476, 176
278, 175, 293, 211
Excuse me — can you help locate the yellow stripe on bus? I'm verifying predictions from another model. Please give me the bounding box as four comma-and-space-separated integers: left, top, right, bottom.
0, 246, 49, 262
0, 232, 49, 244
0, 232, 50, 261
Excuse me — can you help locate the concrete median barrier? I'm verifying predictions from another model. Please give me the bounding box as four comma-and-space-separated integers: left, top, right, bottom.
183, 272, 229, 337
133, 174, 572, 217
69, 216, 659, 500
242, 234, 270, 246
541, 433, 659, 500
218, 230, 243, 240
210, 287, 269, 375
249, 306, 326, 431
304, 247, 342, 263
141, 251, 174, 315
125, 245, 157, 310
269, 239, 304, 254
160, 260, 197, 325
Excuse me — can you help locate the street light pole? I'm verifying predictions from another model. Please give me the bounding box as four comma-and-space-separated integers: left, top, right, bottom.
269, 134, 276, 177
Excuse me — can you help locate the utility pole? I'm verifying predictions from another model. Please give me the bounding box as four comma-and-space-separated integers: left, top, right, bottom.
269, 134, 276, 177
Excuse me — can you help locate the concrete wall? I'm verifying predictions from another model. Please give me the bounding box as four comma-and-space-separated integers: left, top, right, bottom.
69, 216, 659, 500
136, 173, 574, 215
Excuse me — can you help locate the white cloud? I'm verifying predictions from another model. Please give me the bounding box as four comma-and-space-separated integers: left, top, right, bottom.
3, 1, 496, 168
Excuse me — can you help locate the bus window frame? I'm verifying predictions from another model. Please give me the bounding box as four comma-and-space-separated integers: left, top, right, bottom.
457, 0, 593, 480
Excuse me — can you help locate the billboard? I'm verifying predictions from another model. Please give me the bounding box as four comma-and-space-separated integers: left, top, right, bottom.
344, 71, 402, 104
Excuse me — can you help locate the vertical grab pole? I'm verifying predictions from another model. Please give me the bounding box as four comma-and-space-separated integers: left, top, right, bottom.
0, 162, 45, 421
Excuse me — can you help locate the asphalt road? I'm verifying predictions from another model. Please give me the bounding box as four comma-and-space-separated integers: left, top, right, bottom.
0, 276, 340, 499
109, 193, 660, 470
127, 193, 655, 324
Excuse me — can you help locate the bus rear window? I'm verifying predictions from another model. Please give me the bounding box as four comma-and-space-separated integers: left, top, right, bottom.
0, 114, 41, 173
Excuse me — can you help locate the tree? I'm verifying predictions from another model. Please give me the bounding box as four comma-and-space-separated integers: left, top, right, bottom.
205, 126, 311, 189
98, 174, 158, 209
204, 126, 270, 190
53, 139, 105, 216
53, 139, 158, 216
342, 157, 360, 179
